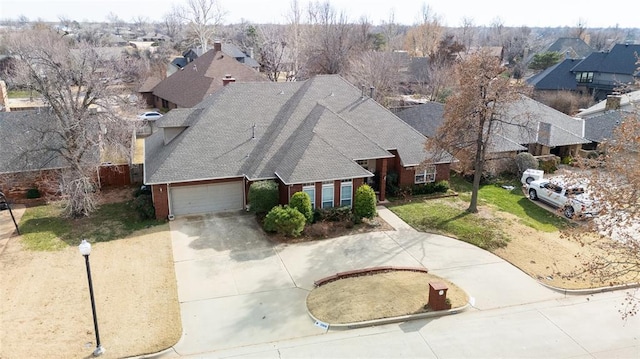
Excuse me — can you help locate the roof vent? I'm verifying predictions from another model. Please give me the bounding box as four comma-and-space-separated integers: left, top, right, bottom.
279, 90, 285, 95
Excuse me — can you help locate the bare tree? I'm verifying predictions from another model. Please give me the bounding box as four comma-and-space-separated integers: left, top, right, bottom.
257, 25, 289, 81
161, 7, 184, 40
303, 1, 357, 76
5, 28, 140, 217
403, 3, 442, 57
427, 50, 527, 213
179, 0, 226, 52
344, 51, 403, 105
567, 98, 640, 318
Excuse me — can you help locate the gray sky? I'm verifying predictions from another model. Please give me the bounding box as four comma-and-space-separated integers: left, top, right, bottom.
0, 0, 636, 28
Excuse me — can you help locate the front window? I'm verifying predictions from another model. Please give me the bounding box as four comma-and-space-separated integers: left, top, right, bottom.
322, 181, 334, 208
415, 165, 436, 184
340, 180, 352, 207
303, 184, 315, 209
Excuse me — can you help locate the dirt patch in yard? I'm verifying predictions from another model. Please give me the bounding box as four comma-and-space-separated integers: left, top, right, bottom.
0, 224, 181, 359
490, 210, 631, 290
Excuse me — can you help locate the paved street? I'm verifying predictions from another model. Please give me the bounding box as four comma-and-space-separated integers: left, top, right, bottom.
155, 208, 639, 358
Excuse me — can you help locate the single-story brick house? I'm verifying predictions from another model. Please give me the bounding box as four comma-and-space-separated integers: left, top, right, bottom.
144, 75, 455, 219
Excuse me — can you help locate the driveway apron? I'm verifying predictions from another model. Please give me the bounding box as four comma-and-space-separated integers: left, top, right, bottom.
169, 209, 565, 356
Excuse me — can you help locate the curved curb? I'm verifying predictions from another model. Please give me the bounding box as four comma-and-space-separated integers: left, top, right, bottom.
307, 303, 470, 329
123, 346, 179, 359
538, 280, 640, 295
307, 266, 469, 329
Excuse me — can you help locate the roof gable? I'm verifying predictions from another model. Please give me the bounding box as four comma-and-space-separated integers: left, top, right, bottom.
151, 48, 269, 108
571, 44, 640, 75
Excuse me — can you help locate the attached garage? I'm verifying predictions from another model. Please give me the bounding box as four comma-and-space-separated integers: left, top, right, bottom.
170, 181, 244, 216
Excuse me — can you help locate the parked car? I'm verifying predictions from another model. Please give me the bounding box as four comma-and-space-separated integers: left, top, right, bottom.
526, 179, 598, 219
137, 111, 163, 120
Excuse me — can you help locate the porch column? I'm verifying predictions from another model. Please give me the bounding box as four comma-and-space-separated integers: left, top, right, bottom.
379, 158, 388, 201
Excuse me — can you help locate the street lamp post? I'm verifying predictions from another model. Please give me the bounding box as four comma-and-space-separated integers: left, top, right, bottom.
79, 239, 105, 357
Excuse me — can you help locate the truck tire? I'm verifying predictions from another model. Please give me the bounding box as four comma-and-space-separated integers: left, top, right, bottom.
564, 206, 575, 219
525, 176, 534, 184
529, 189, 538, 200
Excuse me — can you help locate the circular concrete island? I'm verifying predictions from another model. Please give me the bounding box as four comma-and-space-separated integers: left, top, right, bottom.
306, 267, 468, 327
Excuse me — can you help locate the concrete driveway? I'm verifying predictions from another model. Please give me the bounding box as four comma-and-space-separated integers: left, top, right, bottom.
167, 208, 567, 357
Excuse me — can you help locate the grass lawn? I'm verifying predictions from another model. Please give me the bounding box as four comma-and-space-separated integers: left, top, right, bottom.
19, 200, 163, 250
7, 89, 37, 98
391, 174, 567, 250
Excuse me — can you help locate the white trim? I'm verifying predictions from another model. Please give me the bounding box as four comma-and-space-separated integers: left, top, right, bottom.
415, 165, 437, 184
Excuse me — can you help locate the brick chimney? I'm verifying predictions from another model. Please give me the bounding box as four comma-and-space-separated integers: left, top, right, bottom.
222, 74, 235, 86
214, 40, 222, 52
605, 93, 621, 111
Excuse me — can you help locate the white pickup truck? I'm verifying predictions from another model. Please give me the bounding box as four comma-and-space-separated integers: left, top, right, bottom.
526, 179, 598, 219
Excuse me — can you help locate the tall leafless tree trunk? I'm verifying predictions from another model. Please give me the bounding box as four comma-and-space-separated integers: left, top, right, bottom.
427, 50, 525, 213
5, 28, 140, 217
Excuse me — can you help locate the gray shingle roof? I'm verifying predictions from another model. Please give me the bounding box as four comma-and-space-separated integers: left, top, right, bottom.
526, 58, 581, 91
545, 37, 594, 59
0, 109, 70, 173
571, 44, 640, 75
583, 111, 634, 143
498, 95, 589, 147
396, 102, 527, 153
145, 75, 452, 185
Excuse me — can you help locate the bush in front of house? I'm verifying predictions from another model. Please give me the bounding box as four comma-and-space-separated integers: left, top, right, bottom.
354, 184, 376, 220
263, 205, 306, 237
248, 180, 279, 214
515, 152, 538, 176
289, 191, 313, 223
411, 180, 449, 195
133, 194, 155, 220
315, 206, 353, 222
385, 171, 400, 197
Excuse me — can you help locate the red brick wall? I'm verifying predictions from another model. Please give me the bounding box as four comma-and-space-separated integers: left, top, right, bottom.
0, 170, 61, 203
152, 184, 169, 220
435, 163, 451, 182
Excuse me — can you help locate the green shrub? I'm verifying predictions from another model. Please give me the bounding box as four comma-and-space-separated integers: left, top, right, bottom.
248, 180, 279, 214
315, 206, 353, 222
539, 157, 559, 174
561, 156, 573, 165
386, 171, 400, 197
263, 205, 306, 237
354, 184, 376, 219
289, 191, 313, 223
26, 188, 41, 199
411, 181, 450, 195
133, 194, 155, 220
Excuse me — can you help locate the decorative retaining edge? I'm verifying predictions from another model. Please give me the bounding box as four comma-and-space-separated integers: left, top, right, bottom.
538, 280, 640, 296
313, 266, 430, 287
306, 302, 470, 330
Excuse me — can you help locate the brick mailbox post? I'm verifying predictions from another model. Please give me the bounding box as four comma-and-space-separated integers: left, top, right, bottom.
428, 282, 451, 311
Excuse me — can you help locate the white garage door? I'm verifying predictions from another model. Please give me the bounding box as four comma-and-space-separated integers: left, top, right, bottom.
170, 181, 244, 215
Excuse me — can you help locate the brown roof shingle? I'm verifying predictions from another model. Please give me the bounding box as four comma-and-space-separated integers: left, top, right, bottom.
152, 49, 269, 108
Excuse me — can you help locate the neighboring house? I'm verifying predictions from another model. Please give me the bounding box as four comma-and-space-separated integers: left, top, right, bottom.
576, 90, 640, 118
149, 41, 269, 109
168, 42, 260, 76
527, 58, 582, 93
577, 91, 640, 150
544, 37, 594, 60
396, 102, 526, 175
527, 43, 640, 101
395, 96, 589, 173
144, 75, 455, 219
0, 109, 132, 201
